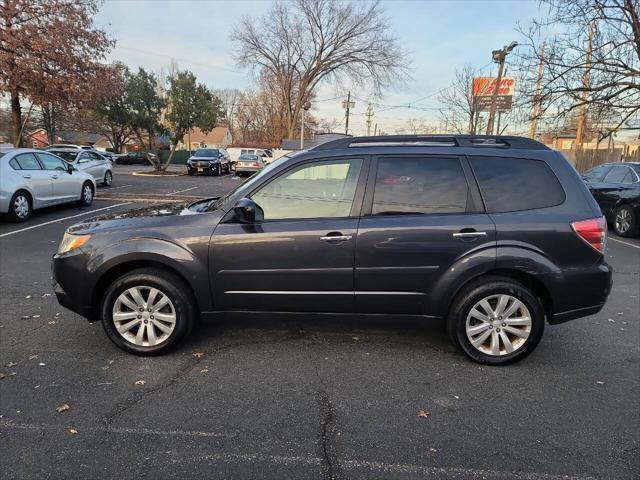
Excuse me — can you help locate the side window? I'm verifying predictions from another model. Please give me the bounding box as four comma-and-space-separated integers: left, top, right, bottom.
78, 152, 91, 162
602, 166, 628, 184
88, 151, 103, 160
252, 159, 363, 220
583, 164, 610, 182
9, 158, 21, 170
37, 153, 68, 171
471, 156, 565, 213
14, 153, 43, 170
372, 157, 468, 215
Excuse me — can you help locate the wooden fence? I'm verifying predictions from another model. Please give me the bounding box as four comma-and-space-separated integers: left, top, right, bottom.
559, 145, 640, 172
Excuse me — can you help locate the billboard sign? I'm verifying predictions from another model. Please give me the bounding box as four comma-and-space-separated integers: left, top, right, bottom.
472, 76, 516, 112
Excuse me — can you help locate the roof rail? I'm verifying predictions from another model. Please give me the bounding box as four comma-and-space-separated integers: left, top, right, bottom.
311, 135, 549, 151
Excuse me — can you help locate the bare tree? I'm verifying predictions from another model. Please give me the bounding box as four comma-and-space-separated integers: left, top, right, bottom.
517, 0, 639, 141
231, 0, 409, 140
437, 65, 484, 134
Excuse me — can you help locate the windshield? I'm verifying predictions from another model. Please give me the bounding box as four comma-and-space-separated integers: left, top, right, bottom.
239, 154, 260, 160
51, 151, 77, 162
208, 155, 291, 211
194, 149, 218, 157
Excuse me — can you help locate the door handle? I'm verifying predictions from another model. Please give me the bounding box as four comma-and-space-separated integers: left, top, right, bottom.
22, 175, 32, 179
453, 231, 487, 238
51, 175, 59, 179
320, 233, 353, 242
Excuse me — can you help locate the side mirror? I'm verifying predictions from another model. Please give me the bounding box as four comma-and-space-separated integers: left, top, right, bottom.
233, 198, 263, 223
67, 163, 74, 174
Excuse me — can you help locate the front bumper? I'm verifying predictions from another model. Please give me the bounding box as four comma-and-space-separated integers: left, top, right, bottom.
52, 250, 96, 321
187, 162, 219, 174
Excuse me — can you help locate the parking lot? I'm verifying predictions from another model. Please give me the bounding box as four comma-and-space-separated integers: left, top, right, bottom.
0, 168, 638, 479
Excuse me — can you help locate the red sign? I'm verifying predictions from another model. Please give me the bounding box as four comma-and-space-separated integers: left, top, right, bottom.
472, 77, 516, 96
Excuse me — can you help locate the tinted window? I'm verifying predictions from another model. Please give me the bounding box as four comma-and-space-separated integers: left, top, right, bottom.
372, 157, 468, 215
9, 158, 21, 170
603, 166, 629, 184
471, 156, 565, 212
53, 151, 78, 162
583, 164, 611, 182
37, 153, 68, 171
14, 153, 42, 170
252, 159, 363, 219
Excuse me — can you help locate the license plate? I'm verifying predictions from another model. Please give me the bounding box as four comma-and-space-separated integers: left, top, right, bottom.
197, 168, 203, 172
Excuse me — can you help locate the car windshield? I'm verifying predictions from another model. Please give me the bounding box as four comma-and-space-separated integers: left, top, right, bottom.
194, 149, 219, 157
208, 155, 291, 211
239, 154, 260, 160
51, 151, 77, 162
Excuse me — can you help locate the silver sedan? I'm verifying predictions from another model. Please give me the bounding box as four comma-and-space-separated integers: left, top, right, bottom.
0, 149, 97, 222
47, 148, 113, 186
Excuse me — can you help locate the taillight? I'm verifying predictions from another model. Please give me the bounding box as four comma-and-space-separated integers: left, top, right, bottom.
571, 217, 607, 253
252, 162, 261, 167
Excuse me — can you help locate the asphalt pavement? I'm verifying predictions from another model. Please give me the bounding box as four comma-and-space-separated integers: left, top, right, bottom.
0, 169, 638, 480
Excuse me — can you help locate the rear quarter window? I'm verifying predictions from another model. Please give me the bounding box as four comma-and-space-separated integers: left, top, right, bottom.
471, 156, 565, 213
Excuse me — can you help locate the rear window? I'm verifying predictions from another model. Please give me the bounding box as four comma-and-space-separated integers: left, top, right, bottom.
14, 153, 42, 170
372, 156, 468, 215
471, 156, 565, 212
602, 165, 629, 184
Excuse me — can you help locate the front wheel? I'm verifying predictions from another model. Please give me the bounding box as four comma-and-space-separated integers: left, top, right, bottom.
447, 277, 545, 365
613, 205, 638, 237
101, 268, 196, 355
213, 163, 221, 176
103, 170, 113, 187
77, 182, 94, 206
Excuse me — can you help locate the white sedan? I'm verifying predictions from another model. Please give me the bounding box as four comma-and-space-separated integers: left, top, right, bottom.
0, 148, 96, 222
47, 147, 113, 186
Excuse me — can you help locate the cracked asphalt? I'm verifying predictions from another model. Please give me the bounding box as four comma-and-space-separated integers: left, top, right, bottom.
0, 169, 639, 479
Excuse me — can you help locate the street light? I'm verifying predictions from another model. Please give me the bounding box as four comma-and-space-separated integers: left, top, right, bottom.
486, 41, 518, 135
300, 101, 311, 150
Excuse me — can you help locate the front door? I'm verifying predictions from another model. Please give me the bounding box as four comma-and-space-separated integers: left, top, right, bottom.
36, 152, 78, 202
210, 157, 367, 312
355, 154, 495, 314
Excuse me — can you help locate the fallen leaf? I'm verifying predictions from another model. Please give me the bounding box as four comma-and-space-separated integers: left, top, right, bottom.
607, 318, 615, 323
5, 361, 16, 367
48, 321, 57, 325
42, 293, 52, 297
0, 372, 6, 379
418, 409, 430, 418
453, 395, 460, 400
34, 385, 40, 389
596, 381, 605, 385
38, 363, 46, 366
68, 428, 78, 435
616, 312, 624, 316
29, 355, 38, 360
25, 295, 31, 299
32, 315, 41, 319
429, 447, 438, 453
108, 360, 114, 365
21, 315, 30, 320
134, 379, 146, 385
56, 403, 70, 413
351, 336, 360, 343
192, 352, 205, 358
200, 368, 209, 373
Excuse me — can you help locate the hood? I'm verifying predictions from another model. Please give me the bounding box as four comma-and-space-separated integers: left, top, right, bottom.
67, 198, 216, 234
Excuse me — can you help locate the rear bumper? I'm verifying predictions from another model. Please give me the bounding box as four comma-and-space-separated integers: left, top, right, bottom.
547, 261, 613, 324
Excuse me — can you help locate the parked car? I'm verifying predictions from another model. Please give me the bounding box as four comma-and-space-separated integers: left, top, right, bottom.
235, 154, 266, 176
1, 148, 96, 222
186, 148, 231, 176
47, 147, 113, 187
52, 135, 612, 364
581, 162, 640, 237
117, 151, 157, 165
48, 144, 95, 151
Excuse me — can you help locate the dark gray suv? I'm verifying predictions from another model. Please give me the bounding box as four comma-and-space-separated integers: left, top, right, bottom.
53, 135, 612, 364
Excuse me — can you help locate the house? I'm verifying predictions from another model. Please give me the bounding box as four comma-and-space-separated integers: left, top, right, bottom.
25, 129, 55, 148
177, 127, 232, 150
24, 129, 108, 149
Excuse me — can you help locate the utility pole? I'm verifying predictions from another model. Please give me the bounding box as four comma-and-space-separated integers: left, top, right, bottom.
374, 123, 378, 136
575, 22, 594, 149
365, 102, 374, 136
486, 41, 518, 135
342, 91, 354, 135
529, 42, 546, 139
300, 101, 311, 149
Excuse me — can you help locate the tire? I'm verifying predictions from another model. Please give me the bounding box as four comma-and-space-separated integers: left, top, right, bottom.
187, 169, 194, 176
77, 182, 94, 206
214, 163, 221, 176
447, 276, 545, 365
8, 190, 31, 222
101, 268, 196, 355
613, 205, 638, 237
103, 170, 113, 187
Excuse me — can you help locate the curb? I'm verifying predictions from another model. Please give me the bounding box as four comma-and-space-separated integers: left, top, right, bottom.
131, 171, 184, 177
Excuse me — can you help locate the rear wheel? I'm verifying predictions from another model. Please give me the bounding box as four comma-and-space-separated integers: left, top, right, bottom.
101, 268, 196, 355
77, 182, 94, 206
613, 205, 638, 237
9, 191, 31, 222
447, 276, 545, 365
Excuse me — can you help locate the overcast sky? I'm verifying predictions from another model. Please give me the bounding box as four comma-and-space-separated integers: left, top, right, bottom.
96, 0, 542, 135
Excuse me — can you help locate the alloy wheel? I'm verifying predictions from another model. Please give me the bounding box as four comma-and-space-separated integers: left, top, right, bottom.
83, 184, 93, 203
465, 294, 532, 356
13, 195, 30, 219
105, 171, 112, 186
615, 208, 631, 234
112, 286, 176, 347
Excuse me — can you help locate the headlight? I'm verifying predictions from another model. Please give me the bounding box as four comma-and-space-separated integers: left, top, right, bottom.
58, 232, 91, 254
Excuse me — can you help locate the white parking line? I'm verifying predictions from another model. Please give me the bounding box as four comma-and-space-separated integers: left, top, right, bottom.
168, 186, 199, 195
0, 203, 130, 238
609, 237, 640, 250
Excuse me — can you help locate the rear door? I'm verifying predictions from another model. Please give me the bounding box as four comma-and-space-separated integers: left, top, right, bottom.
598, 165, 635, 215
12, 153, 53, 205
210, 157, 367, 312
355, 155, 495, 314
85, 151, 107, 180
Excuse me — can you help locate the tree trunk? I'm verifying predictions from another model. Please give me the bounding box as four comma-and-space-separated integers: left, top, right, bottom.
163, 142, 178, 172
11, 90, 22, 147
